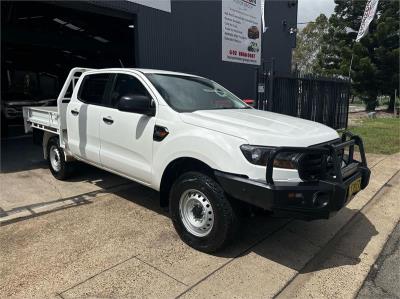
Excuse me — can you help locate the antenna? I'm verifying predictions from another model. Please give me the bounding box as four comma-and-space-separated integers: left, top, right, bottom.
119, 59, 125, 68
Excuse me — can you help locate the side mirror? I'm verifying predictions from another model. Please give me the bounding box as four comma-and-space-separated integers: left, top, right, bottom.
117, 94, 155, 116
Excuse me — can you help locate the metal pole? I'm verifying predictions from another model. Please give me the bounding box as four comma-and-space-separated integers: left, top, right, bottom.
348, 53, 354, 79
347, 46, 355, 126
267, 58, 275, 111
344, 80, 351, 128
255, 67, 260, 109
259, 12, 265, 111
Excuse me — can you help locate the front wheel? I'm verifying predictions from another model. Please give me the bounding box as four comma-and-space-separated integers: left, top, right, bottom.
169, 171, 239, 253
47, 137, 73, 180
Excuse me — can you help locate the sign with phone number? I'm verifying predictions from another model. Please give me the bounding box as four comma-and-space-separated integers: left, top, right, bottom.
222, 0, 261, 65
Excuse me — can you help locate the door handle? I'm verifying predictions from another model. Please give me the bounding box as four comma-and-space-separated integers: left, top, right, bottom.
103, 116, 114, 125
70, 109, 79, 116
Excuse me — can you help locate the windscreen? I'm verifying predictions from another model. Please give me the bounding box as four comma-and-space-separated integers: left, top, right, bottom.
145, 74, 249, 112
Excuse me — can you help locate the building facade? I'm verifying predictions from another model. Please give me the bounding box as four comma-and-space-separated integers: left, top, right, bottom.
2, 0, 297, 106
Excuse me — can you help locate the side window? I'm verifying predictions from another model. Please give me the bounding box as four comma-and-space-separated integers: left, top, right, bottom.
110, 74, 148, 108
78, 73, 110, 105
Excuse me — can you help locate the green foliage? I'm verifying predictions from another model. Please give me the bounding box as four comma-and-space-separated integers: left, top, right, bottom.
395, 96, 400, 109
293, 14, 329, 74
349, 118, 400, 154
315, 0, 399, 111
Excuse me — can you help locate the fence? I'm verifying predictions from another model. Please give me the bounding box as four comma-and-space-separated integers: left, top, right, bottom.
256, 64, 351, 129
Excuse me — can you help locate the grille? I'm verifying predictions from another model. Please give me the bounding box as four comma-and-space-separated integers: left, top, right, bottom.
298, 153, 324, 181
297, 139, 343, 182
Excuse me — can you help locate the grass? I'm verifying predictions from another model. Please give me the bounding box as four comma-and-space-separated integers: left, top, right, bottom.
347, 118, 400, 155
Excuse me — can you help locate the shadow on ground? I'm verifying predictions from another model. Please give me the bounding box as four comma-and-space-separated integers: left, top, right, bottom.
1, 133, 131, 192
1, 129, 378, 275
112, 185, 378, 274
1, 136, 47, 173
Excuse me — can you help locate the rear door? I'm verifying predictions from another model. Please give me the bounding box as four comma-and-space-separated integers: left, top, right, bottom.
99, 72, 156, 184
67, 73, 111, 164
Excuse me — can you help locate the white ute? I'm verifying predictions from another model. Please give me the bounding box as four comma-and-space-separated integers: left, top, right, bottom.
24, 68, 370, 252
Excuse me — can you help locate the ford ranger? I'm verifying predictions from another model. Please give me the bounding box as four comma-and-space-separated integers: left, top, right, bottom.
23, 68, 370, 252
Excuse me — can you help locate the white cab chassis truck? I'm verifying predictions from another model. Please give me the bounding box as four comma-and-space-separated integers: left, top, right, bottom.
24, 68, 370, 252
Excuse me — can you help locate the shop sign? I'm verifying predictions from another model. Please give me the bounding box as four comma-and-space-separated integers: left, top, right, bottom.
222, 0, 262, 65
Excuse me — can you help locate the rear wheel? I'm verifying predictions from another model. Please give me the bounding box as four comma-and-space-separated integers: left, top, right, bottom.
169, 171, 238, 253
47, 137, 73, 180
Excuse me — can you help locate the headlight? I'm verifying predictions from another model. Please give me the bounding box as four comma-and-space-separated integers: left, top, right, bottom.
240, 145, 299, 169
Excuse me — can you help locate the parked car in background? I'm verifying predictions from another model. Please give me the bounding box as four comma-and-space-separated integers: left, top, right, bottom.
242, 98, 256, 107
1, 68, 59, 136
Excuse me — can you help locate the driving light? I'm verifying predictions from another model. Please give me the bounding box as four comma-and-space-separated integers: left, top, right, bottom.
240, 145, 299, 169
240, 145, 272, 166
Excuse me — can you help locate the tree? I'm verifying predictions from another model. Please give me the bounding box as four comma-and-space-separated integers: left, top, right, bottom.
292, 14, 329, 74
316, 0, 399, 111
315, 14, 351, 76
373, 1, 399, 111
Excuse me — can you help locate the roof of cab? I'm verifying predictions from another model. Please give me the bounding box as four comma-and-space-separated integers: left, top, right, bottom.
86, 68, 198, 77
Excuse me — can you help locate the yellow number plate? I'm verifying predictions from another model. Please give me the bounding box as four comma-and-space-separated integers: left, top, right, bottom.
348, 177, 362, 200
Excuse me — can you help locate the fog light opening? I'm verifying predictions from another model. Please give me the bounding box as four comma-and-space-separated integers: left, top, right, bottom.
313, 192, 329, 208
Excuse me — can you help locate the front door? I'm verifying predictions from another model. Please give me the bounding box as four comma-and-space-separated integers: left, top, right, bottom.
99, 73, 155, 184
67, 73, 111, 164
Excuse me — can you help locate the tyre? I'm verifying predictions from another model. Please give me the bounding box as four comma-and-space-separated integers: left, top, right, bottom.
169, 171, 239, 253
47, 137, 73, 180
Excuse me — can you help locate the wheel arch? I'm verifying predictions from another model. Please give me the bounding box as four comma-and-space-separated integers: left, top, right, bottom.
42, 131, 58, 160
159, 157, 215, 207
42, 132, 74, 162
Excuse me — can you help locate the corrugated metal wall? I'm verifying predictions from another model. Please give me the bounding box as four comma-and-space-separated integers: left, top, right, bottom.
135, 1, 256, 99
90, 0, 298, 99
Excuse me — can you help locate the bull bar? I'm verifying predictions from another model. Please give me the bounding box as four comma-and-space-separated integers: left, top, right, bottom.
215, 132, 371, 220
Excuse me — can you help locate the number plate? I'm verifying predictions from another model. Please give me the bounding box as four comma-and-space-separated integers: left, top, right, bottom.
348, 177, 362, 200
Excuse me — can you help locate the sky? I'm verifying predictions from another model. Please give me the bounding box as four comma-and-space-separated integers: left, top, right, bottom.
297, 0, 336, 27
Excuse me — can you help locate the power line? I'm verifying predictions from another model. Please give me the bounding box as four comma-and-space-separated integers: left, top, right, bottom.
297, 21, 316, 24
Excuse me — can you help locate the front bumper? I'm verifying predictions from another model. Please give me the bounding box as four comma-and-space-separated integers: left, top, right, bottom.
215, 132, 371, 220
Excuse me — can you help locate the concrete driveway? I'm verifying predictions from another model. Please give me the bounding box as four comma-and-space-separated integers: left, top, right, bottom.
1, 136, 399, 299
